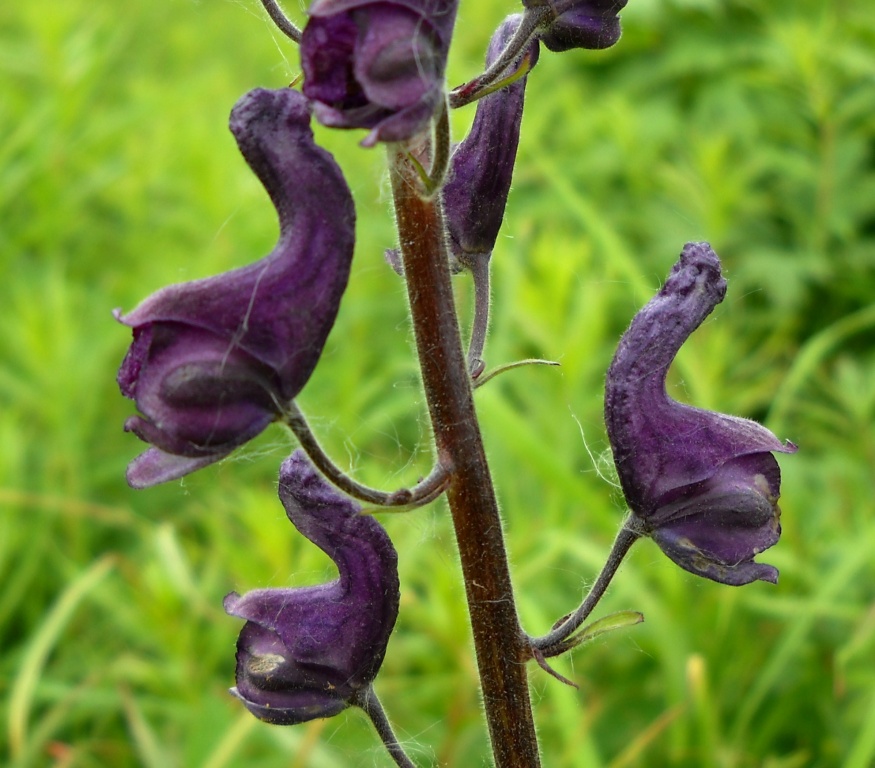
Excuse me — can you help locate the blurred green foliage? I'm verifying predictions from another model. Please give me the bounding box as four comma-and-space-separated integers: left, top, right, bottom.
1, 0, 874, 765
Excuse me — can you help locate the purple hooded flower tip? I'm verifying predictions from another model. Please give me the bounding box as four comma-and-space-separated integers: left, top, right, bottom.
115, 88, 355, 489
301, 0, 459, 146
604, 243, 797, 586
224, 450, 400, 725
442, 14, 539, 266
530, 0, 628, 53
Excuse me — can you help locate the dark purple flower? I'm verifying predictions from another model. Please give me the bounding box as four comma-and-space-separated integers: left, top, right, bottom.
525, 0, 627, 52
224, 450, 400, 725
442, 14, 538, 265
301, 0, 459, 146
115, 88, 355, 489
604, 243, 797, 586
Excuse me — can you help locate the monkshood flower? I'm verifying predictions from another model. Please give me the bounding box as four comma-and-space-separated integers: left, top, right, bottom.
224, 450, 400, 725
604, 243, 797, 586
442, 14, 539, 266
301, 0, 459, 146
524, 0, 627, 52
115, 88, 355, 489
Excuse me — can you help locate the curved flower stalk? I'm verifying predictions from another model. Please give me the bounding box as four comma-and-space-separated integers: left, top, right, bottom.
605, 242, 797, 586
301, 0, 459, 146
525, 0, 627, 52
115, 88, 355, 489
224, 450, 400, 725
441, 15, 538, 372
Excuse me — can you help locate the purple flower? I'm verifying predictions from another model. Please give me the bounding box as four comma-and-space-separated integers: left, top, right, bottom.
115, 88, 355, 489
301, 0, 459, 146
604, 243, 797, 586
526, 0, 627, 52
224, 451, 400, 725
442, 14, 538, 265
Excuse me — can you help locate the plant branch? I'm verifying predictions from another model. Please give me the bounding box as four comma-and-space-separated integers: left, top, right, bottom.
429, 98, 452, 193
464, 252, 492, 377
258, 0, 302, 43
449, 9, 549, 109
390, 145, 541, 767
280, 400, 451, 507
531, 522, 641, 657
403, 101, 451, 196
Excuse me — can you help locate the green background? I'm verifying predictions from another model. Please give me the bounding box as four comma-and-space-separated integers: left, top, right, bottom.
2, 0, 874, 765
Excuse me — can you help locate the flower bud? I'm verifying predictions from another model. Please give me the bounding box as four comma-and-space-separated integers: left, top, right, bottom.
604, 243, 797, 586
442, 14, 538, 265
301, 0, 459, 146
116, 88, 355, 488
224, 451, 399, 725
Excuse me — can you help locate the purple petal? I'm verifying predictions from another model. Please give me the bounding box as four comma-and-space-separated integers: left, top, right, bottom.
649, 454, 783, 585
299, 15, 367, 110
224, 451, 399, 724
229, 685, 348, 726
604, 243, 796, 586
119, 89, 355, 391
605, 243, 795, 511
116, 88, 355, 487
652, 529, 780, 586
353, 9, 438, 110
125, 448, 223, 489
540, 1, 627, 53
301, 0, 458, 143
121, 325, 277, 457
229, 622, 349, 725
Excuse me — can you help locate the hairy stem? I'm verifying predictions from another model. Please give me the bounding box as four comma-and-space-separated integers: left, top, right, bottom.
532, 523, 640, 656
449, 8, 549, 109
429, 98, 452, 193
258, 0, 302, 43
390, 146, 540, 767
465, 253, 492, 377
280, 400, 450, 507
354, 687, 416, 768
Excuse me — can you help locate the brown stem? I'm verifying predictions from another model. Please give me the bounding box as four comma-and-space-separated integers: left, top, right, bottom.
389, 146, 541, 767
